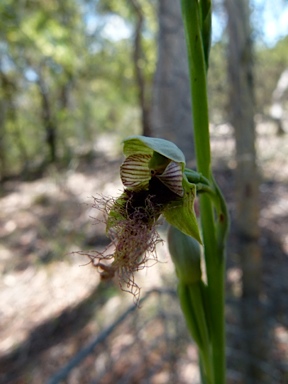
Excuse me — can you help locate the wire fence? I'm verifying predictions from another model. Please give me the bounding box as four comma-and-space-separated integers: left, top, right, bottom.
46, 288, 200, 384
44, 288, 287, 384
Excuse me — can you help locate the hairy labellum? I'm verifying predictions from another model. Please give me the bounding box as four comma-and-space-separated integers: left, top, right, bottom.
79, 192, 164, 303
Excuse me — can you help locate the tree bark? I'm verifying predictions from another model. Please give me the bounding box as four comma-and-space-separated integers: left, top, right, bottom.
0, 72, 28, 178
225, 0, 267, 382
151, 0, 194, 162
129, 0, 152, 137
0, 99, 6, 181
37, 73, 57, 163
270, 68, 288, 135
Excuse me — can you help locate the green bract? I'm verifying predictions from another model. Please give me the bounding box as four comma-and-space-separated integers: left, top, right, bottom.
164, 176, 202, 243
119, 135, 202, 244
168, 225, 202, 284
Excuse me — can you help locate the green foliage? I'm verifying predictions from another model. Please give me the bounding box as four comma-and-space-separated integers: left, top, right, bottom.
208, 32, 288, 124
0, 0, 286, 178
0, 0, 156, 178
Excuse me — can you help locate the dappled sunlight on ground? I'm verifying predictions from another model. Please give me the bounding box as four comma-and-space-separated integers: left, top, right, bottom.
0, 260, 98, 354
257, 122, 288, 181
0, 126, 288, 383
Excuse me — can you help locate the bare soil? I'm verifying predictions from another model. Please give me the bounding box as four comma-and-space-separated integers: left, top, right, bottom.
0, 124, 288, 383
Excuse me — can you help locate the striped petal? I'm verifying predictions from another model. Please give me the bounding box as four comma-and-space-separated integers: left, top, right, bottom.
156, 161, 184, 196
120, 154, 151, 189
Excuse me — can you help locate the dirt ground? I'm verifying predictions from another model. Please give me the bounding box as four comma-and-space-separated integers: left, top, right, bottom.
0, 123, 288, 383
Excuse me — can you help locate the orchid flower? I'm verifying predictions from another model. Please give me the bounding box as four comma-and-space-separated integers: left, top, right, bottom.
82, 135, 202, 301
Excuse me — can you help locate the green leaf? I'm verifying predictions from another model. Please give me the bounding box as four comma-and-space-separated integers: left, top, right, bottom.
164, 177, 202, 244
122, 135, 186, 170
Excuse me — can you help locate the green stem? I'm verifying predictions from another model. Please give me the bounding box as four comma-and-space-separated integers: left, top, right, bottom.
181, 1, 226, 383
181, 0, 211, 177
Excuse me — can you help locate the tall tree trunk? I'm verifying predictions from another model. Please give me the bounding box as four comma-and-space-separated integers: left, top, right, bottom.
0, 72, 28, 178
129, 0, 152, 137
37, 74, 57, 163
270, 68, 288, 135
225, 0, 267, 382
0, 99, 6, 181
151, 0, 194, 162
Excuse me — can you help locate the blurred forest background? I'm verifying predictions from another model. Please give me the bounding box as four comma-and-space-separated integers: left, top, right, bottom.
0, 0, 288, 383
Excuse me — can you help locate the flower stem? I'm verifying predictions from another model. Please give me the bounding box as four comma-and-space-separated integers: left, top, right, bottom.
181, 1, 227, 383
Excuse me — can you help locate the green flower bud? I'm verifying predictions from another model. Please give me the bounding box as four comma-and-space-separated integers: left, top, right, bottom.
168, 225, 202, 284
